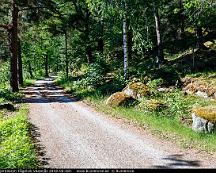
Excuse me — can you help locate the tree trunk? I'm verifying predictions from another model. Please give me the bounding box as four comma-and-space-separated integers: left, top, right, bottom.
122, 0, 132, 80
196, 25, 204, 49
65, 31, 69, 79
45, 54, 49, 77
28, 60, 33, 78
8, 0, 19, 92
98, 20, 104, 54
177, 0, 184, 41
123, 16, 128, 80
153, 2, 164, 67
85, 12, 93, 64
18, 38, 23, 86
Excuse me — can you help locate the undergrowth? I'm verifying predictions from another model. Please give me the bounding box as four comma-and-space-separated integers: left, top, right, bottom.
0, 105, 38, 169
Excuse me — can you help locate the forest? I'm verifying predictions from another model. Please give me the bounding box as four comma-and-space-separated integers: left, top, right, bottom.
0, 0, 216, 169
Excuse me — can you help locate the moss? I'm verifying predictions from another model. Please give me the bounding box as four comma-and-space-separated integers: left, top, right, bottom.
124, 82, 149, 99
192, 106, 216, 122
106, 92, 129, 107
138, 99, 166, 111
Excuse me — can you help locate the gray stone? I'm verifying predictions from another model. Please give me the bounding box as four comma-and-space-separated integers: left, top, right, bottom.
214, 93, 216, 99
157, 87, 174, 93
192, 113, 215, 133
195, 91, 208, 99
122, 82, 149, 100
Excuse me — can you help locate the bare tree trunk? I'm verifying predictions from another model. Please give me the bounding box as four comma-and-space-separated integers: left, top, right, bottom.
123, 17, 128, 80
122, 0, 130, 80
28, 60, 33, 78
98, 19, 104, 54
45, 54, 49, 77
18, 38, 23, 86
196, 25, 204, 49
8, 0, 19, 92
65, 30, 69, 79
177, 0, 184, 41
85, 11, 93, 64
153, 2, 164, 67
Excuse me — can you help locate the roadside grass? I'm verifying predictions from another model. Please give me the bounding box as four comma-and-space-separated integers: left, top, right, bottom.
56, 76, 216, 153
22, 79, 36, 87
0, 104, 38, 169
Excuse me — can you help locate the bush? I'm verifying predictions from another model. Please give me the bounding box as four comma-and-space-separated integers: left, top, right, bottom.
79, 55, 110, 88
0, 89, 22, 102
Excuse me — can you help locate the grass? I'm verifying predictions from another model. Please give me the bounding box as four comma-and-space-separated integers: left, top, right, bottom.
0, 79, 38, 169
22, 79, 36, 87
0, 104, 38, 169
56, 76, 216, 153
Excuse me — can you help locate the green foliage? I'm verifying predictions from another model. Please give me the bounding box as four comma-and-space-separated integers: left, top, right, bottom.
0, 107, 38, 169
0, 89, 22, 103
147, 78, 164, 90
0, 61, 9, 89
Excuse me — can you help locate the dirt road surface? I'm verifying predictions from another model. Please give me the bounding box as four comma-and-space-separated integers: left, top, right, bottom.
23, 77, 216, 169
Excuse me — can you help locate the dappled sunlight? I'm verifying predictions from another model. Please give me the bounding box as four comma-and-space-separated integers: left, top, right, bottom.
23, 77, 77, 104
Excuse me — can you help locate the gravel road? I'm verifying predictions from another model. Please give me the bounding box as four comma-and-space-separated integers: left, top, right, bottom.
24, 77, 216, 169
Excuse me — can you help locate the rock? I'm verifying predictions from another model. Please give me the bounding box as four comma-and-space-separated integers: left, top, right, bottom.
157, 87, 174, 93
0, 102, 15, 111
123, 82, 149, 100
195, 91, 208, 99
192, 106, 216, 122
192, 113, 214, 133
192, 106, 216, 133
213, 93, 216, 100
106, 92, 130, 107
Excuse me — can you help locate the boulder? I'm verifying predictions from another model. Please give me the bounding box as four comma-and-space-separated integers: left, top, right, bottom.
192, 113, 214, 133
106, 92, 130, 107
0, 102, 15, 111
123, 82, 149, 100
195, 91, 208, 99
192, 106, 216, 122
192, 106, 216, 133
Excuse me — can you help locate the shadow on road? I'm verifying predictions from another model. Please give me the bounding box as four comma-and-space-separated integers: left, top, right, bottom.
30, 123, 51, 168
22, 77, 80, 104
152, 154, 201, 169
